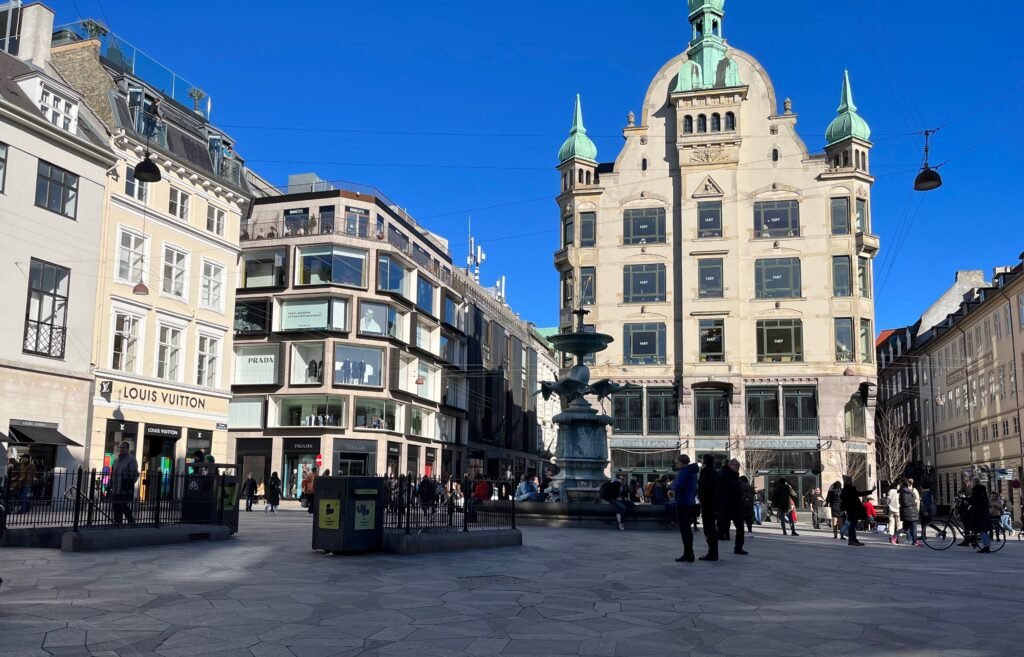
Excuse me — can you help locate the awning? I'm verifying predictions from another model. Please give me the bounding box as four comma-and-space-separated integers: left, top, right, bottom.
8, 425, 81, 447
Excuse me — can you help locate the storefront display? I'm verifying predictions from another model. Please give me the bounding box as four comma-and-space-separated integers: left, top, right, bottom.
282, 438, 320, 499
333, 344, 383, 387
335, 439, 376, 476
103, 419, 139, 473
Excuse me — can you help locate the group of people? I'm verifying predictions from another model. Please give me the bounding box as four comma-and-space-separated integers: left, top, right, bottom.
4, 454, 38, 514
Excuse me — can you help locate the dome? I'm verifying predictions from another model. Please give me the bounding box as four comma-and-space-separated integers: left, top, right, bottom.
558, 94, 598, 165
825, 70, 871, 145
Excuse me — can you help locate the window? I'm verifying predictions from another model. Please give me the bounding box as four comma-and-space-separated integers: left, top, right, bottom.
835, 318, 854, 362
355, 398, 402, 431
562, 215, 574, 248
117, 229, 146, 283
710, 113, 721, 132
319, 205, 336, 233
35, 161, 78, 219
783, 386, 818, 435
561, 271, 574, 308
746, 387, 779, 435
334, 344, 383, 387
23, 259, 69, 358
161, 246, 188, 299
579, 212, 596, 247
699, 319, 724, 362
344, 206, 370, 237
0, 142, 7, 193
833, 256, 852, 297
124, 166, 148, 203
234, 300, 271, 334
415, 321, 439, 355
683, 116, 693, 134
755, 258, 801, 299
443, 295, 462, 330
273, 396, 346, 428
858, 258, 871, 298
297, 245, 367, 288
38, 86, 77, 131
156, 324, 182, 381
756, 319, 803, 363
243, 249, 286, 288
409, 407, 435, 438
697, 114, 707, 132
200, 261, 224, 310
753, 200, 800, 238
624, 323, 666, 365
698, 259, 723, 298
196, 335, 219, 387
233, 344, 279, 385
206, 205, 225, 236
168, 188, 189, 220
279, 298, 348, 332
623, 207, 666, 244
111, 312, 141, 372
579, 267, 596, 305
229, 398, 265, 429
695, 389, 729, 435
646, 389, 677, 435
358, 301, 405, 339
612, 390, 643, 433
724, 112, 736, 131
378, 254, 413, 299
830, 197, 850, 235
623, 264, 666, 303
772, 149, 780, 162
290, 343, 325, 385
855, 198, 869, 232
697, 201, 722, 238
859, 319, 873, 364
416, 277, 436, 315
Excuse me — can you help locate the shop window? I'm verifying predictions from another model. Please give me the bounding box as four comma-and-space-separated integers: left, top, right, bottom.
755, 258, 802, 299
333, 344, 383, 387
698, 259, 723, 298
358, 301, 406, 340
235, 299, 271, 334
753, 200, 799, 238
354, 398, 403, 431
623, 264, 666, 303
699, 319, 724, 362
296, 245, 367, 287
409, 407, 436, 438
277, 297, 349, 332
378, 254, 413, 299
242, 249, 286, 288
697, 201, 722, 238
233, 344, 280, 385
756, 319, 803, 363
290, 342, 325, 385
623, 207, 666, 244
272, 396, 346, 428
623, 323, 666, 365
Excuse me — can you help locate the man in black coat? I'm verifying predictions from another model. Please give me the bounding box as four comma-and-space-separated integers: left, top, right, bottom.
840, 474, 874, 546
697, 454, 719, 561
719, 458, 747, 555
241, 473, 258, 512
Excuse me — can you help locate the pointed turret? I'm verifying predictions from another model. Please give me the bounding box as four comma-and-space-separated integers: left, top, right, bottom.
557, 94, 598, 165
825, 70, 872, 146
676, 0, 740, 92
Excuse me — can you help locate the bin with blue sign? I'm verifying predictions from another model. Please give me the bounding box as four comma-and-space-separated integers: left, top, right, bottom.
312, 476, 383, 554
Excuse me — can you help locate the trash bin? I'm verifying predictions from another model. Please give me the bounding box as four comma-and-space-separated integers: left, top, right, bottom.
215, 473, 239, 534
312, 476, 384, 554
180, 473, 216, 524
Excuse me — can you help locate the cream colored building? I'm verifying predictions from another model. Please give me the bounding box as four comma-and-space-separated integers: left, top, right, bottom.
553, 0, 878, 497
47, 20, 250, 475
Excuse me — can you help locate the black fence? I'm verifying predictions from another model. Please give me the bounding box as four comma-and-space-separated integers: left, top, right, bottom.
2, 468, 226, 531
382, 475, 515, 534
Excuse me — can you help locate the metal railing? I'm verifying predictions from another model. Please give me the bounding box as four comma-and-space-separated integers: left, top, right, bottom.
784, 417, 819, 436
612, 418, 643, 435
747, 417, 781, 436
647, 417, 679, 435
382, 475, 515, 534
2, 469, 224, 531
695, 417, 730, 436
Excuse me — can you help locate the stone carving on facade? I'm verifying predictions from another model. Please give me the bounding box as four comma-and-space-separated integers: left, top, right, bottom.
640, 136, 648, 145
691, 148, 729, 164
769, 124, 779, 135
857, 185, 868, 197
627, 110, 635, 127
563, 201, 574, 217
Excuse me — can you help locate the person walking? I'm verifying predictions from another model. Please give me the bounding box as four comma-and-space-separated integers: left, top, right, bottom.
241, 473, 257, 512
969, 478, 994, 553
265, 472, 281, 513
885, 484, 901, 542
697, 454, 719, 561
771, 478, 798, 536
740, 476, 756, 533
898, 478, 922, 546
992, 491, 1013, 536
840, 475, 873, 546
13, 454, 35, 514
719, 459, 747, 555
810, 488, 825, 530
109, 441, 138, 526
599, 474, 630, 530
825, 481, 844, 540
302, 467, 317, 515
671, 455, 699, 563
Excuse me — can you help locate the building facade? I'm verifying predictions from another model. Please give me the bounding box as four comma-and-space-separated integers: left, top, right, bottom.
0, 3, 116, 475
48, 19, 250, 475
553, 0, 879, 497
230, 181, 541, 495
532, 327, 561, 462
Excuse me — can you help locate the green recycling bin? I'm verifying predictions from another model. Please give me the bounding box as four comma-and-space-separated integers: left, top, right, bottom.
312, 476, 384, 554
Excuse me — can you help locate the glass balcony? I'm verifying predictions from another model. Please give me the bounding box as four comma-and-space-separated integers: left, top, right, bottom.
695, 417, 730, 436
747, 417, 780, 436
612, 418, 642, 435
784, 417, 819, 436
647, 417, 678, 435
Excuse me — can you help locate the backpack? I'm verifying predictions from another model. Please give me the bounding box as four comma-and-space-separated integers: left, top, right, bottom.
599, 481, 617, 501
644, 481, 656, 498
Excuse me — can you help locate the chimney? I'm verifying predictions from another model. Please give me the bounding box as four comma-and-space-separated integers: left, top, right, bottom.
16, 3, 54, 69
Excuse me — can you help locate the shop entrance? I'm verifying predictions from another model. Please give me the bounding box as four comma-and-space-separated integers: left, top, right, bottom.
336, 454, 367, 476
282, 439, 320, 499
103, 419, 138, 472
141, 424, 181, 474
235, 438, 272, 487
386, 442, 401, 477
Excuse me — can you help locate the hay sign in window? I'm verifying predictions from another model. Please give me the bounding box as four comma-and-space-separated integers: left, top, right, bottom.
754, 200, 800, 238
624, 323, 666, 365
755, 258, 801, 299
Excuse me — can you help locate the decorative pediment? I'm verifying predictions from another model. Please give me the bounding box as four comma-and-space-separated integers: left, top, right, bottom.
692, 175, 724, 199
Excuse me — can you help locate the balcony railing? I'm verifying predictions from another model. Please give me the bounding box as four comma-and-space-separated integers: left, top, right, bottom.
612, 418, 642, 435
784, 417, 819, 436
695, 417, 730, 436
747, 417, 780, 436
647, 417, 679, 435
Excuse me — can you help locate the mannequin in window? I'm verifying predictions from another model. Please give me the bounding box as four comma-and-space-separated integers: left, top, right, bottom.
360, 307, 383, 334
306, 358, 319, 383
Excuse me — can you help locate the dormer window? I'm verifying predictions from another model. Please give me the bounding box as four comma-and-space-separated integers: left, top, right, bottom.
39, 86, 77, 133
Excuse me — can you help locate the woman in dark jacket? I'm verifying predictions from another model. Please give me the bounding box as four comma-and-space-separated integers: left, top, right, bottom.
840, 475, 873, 546
825, 481, 844, 540
265, 472, 282, 513
898, 478, 922, 546
968, 478, 994, 553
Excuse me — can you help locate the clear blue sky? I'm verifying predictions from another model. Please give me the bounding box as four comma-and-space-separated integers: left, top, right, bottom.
50, 0, 1023, 332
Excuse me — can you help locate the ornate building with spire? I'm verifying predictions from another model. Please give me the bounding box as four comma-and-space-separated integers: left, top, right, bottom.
553, 0, 880, 498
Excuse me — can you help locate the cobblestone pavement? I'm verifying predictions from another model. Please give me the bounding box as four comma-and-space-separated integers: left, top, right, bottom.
1, 510, 1021, 657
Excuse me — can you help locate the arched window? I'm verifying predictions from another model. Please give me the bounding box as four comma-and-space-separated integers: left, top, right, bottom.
562, 172, 567, 192
697, 114, 707, 133
712, 19, 720, 36
683, 116, 693, 134
724, 112, 735, 131
641, 158, 648, 172
842, 151, 850, 167
711, 113, 721, 132
578, 169, 584, 184
771, 148, 779, 162
585, 170, 591, 185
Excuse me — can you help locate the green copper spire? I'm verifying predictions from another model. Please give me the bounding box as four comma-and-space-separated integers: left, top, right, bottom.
558, 94, 598, 165
825, 70, 872, 146
676, 0, 740, 92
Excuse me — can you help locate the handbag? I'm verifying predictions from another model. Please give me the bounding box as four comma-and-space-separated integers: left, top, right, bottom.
789, 509, 797, 523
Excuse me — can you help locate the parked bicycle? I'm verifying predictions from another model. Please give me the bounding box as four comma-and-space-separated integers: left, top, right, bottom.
922, 496, 1006, 552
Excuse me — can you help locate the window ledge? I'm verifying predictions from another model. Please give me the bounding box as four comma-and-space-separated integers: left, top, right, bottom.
750, 297, 806, 302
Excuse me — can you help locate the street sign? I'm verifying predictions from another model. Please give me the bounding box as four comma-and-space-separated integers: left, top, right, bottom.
315, 454, 323, 468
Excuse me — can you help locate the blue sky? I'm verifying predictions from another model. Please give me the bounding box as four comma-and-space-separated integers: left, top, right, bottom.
49, 0, 1023, 331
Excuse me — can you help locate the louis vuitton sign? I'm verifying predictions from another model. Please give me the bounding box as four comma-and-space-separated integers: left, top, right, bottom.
102, 381, 207, 410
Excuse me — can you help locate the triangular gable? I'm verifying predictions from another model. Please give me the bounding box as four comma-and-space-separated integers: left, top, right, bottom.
692, 175, 724, 198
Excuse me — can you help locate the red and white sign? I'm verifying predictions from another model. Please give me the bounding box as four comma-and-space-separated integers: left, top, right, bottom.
315, 454, 323, 468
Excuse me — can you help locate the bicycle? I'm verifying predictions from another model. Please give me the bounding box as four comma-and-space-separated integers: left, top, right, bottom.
922, 497, 1006, 553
